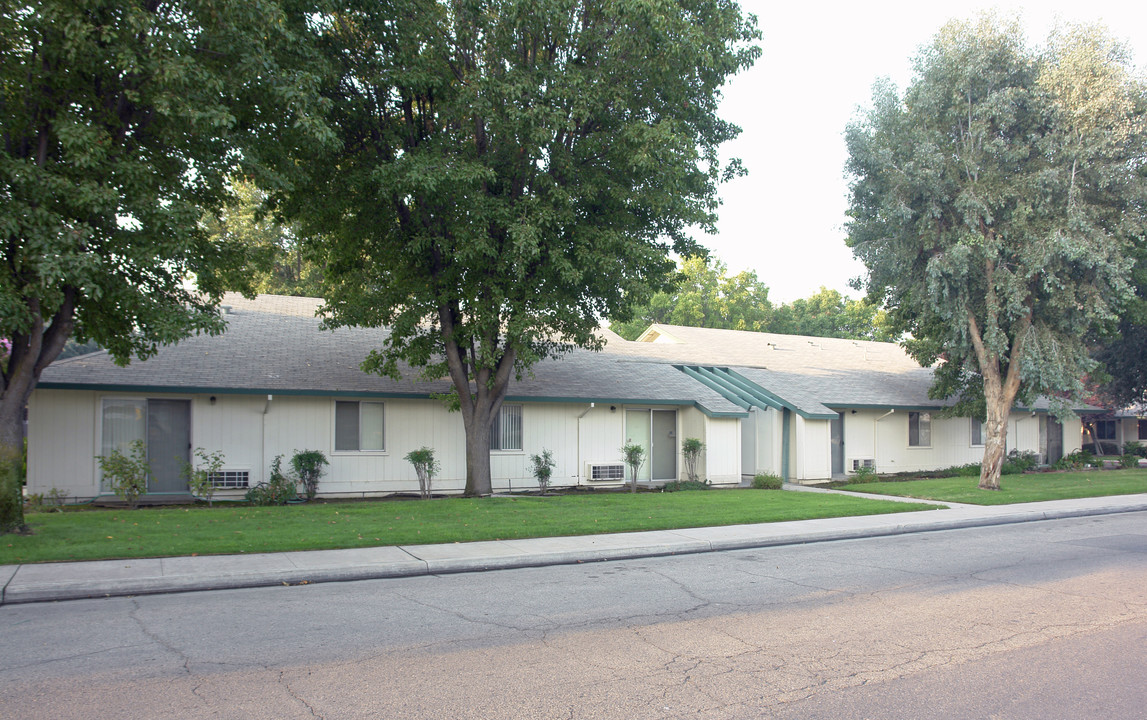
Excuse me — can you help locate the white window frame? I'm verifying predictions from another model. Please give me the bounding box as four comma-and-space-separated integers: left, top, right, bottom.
908, 411, 932, 448
333, 400, 387, 454
490, 403, 523, 452
970, 418, 984, 447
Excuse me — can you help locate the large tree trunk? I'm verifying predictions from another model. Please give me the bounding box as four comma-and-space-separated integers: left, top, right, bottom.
0, 399, 26, 533
463, 409, 494, 497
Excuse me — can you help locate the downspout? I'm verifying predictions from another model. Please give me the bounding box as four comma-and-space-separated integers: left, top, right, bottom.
873, 409, 895, 472
261, 395, 272, 485
575, 403, 595, 487
781, 408, 791, 482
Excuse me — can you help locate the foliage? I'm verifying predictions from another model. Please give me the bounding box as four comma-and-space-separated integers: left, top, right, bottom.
951, 463, 984, 477
23, 489, 69, 513
662, 480, 711, 492
1001, 450, 1039, 475
405, 448, 440, 500
245, 456, 298, 506
291, 449, 329, 500
0, 446, 25, 532
846, 17, 1147, 491
770, 287, 897, 342
266, 0, 760, 497
529, 449, 556, 494
751, 473, 784, 490
1124, 441, 1147, 458
621, 442, 647, 494
202, 179, 326, 298
610, 256, 774, 340
1054, 449, 1097, 471
183, 449, 226, 507
850, 465, 878, 483
0, 0, 331, 532
97, 440, 151, 509
681, 438, 706, 484
1120, 454, 1140, 469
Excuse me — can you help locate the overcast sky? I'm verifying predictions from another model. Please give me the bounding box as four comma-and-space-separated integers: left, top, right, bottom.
704, 0, 1147, 303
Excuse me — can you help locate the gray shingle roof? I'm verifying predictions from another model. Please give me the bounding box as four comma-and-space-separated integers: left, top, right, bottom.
38, 295, 747, 417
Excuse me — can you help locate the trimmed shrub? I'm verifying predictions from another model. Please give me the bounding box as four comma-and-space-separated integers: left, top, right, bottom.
530, 449, 556, 494
404, 447, 439, 499
1001, 450, 1038, 475
850, 465, 878, 483
1123, 441, 1147, 458
662, 479, 711, 492
620, 442, 645, 494
291, 449, 328, 500
682, 438, 705, 484
751, 472, 783, 490
245, 455, 297, 505
1120, 454, 1139, 469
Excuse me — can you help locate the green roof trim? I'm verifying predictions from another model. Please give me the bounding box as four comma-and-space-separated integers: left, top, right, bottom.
718, 368, 839, 420
678, 366, 752, 411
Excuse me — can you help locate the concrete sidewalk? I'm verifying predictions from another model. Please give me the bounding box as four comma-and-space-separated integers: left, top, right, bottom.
3, 491, 1146, 606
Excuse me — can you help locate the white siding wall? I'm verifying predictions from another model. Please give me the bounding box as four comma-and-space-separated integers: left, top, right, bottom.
703, 416, 741, 485
795, 417, 832, 481
754, 406, 782, 477
680, 406, 708, 482
27, 389, 100, 499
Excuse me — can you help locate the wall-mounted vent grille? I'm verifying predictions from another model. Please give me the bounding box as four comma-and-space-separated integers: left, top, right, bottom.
851, 458, 875, 471
209, 470, 250, 489
587, 463, 625, 482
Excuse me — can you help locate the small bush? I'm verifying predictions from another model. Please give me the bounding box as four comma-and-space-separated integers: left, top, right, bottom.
952, 463, 981, 477
751, 472, 783, 490
850, 465, 878, 483
1120, 454, 1139, 469
662, 479, 711, 492
682, 438, 705, 484
1054, 449, 1096, 471
620, 442, 646, 494
245, 455, 297, 506
405, 447, 439, 499
1123, 441, 1147, 458
1001, 450, 1039, 475
183, 448, 226, 507
291, 449, 328, 500
97, 440, 151, 509
529, 449, 556, 494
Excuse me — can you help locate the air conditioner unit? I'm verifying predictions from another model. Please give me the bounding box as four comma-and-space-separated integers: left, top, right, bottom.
851, 458, 875, 471
586, 463, 625, 482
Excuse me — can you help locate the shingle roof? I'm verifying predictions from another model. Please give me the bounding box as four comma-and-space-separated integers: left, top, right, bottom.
38, 295, 747, 417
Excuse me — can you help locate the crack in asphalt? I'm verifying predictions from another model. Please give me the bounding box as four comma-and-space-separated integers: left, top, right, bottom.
279, 669, 323, 718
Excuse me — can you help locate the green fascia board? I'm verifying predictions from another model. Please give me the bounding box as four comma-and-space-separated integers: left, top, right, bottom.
36, 382, 748, 417
677, 366, 752, 411
719, 368, 838, 420
830, 402, 1096, 415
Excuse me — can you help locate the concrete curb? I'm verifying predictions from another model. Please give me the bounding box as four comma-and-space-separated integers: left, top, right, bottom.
3, 498, 1146, 605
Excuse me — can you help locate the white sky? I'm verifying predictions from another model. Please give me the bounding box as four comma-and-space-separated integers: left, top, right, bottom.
706, 0, 1147, 303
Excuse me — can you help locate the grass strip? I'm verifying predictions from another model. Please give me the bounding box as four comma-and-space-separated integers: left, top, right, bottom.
837, 468, 1147, 505
2, 490, 934, 564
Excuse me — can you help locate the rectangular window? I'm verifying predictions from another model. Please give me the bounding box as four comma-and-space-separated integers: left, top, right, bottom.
335, 401, 385, 451
1139, 418, 1147, 440
100, 399, 147, 491
490, 404, 523, 451
909, 411, 931, 447
209, 470, 250, 489
971, 418, 983, 446
1096, 420, 1116, 441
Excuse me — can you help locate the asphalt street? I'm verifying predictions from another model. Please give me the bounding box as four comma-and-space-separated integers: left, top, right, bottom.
2, 511, 1145, 719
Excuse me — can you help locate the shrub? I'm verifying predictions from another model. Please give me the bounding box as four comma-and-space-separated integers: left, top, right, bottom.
404, 447, 439, 499
1120, 454, 1139, 469
952, 463, 981, 477
1123, 441, 1147, 458
662, 479, 711, 492
682, 438, 705, 484
245, 455, 297, 506
529, 449, 556, 494
850, 465, 878, 483
183, 448, 226, 507
97, 440, 151, 509
1001, 450, 1039, 475
751, 472, 783, 490
291, 449, 328, 500
620, 442, 646, 494
1054, 449, 1096, 471
0, 445, 23, 532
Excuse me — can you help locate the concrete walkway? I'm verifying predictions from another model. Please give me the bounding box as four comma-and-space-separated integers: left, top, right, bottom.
3, 491, 1146, 606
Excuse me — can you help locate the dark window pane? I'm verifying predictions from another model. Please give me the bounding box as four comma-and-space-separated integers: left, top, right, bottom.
335, 401, 359, 451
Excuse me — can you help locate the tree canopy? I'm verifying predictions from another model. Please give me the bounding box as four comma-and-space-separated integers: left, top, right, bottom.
0, 0, 330, 531
267, 0, 760, 496
846, 16, 1147, 489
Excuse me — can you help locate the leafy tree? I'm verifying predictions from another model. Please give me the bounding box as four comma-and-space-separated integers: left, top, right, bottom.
269, 0, 760, 496
770, 287, 897, 342
846, 17, 1147, 490
202, 179, 326, 298
1093, 243, 1147, 407
611, 255, 773, 340
0, 0, 330, 531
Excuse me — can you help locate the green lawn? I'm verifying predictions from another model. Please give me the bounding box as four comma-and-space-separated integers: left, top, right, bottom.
2, 490, 935, 565
838, 468, 1147, 505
